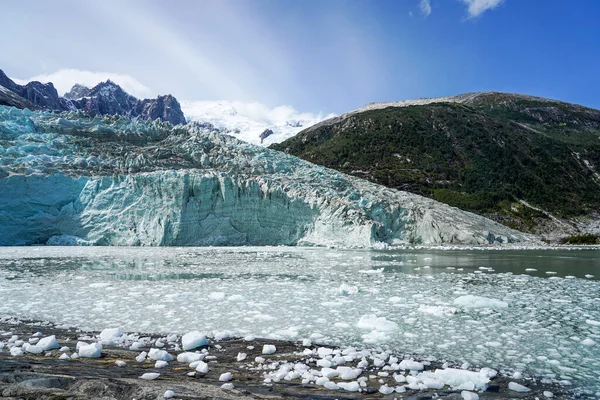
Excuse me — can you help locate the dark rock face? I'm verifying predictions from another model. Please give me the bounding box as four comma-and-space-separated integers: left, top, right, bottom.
0, 85, 39, 110
64, 83, 90, 100
260, 128, 274, 143
0, 70, 72, 111
135, 94, 186, 125
0, 69, 186, 125
74, 80, 139, 117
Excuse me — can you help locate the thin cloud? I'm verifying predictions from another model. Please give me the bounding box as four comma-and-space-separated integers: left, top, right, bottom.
12, 69, 152, 98
460, 0, 504, 18
420, 0, 432, 17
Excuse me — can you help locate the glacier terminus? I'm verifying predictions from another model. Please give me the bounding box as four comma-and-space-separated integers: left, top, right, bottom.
0, 106, 537, 247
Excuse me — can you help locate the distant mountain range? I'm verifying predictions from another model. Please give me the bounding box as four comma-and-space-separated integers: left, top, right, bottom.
0, 69, 186, 125
272, 91, 600, 241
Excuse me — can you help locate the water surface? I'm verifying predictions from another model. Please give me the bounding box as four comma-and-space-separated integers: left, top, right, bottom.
0, 246, 599, 395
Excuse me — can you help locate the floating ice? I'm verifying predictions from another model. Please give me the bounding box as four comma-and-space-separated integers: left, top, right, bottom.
115, 360, 126, 367
221, 383, 235, 390
453, 295, 508, 309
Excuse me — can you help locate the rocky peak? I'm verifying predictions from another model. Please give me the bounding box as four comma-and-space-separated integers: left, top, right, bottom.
260, 128, 274, 144
64, 83, 90, 100
135, 94, 186, 125
74, 80, 139, 117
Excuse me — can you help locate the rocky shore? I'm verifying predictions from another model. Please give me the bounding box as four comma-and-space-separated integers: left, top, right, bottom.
0, 319, 569, 400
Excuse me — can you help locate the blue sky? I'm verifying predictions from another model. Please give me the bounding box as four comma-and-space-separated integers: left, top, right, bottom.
2, 0, 599, 114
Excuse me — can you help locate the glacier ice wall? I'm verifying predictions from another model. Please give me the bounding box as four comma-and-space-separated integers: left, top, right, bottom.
0, 106, 538, 246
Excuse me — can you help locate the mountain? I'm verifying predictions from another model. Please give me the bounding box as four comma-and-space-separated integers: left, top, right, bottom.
64, 83, 90, 100
0, 85, 39, 110
0, 69, 73, 111
0, 105, 537, 246
181, 100, 332, 146
0, 69, 186, 125
271, 92, 600, 241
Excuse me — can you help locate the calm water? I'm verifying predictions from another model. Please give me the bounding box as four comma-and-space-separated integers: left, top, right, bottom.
0, 246, 599, 395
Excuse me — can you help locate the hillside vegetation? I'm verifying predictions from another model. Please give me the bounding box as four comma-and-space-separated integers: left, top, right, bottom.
271, 93, 600, 236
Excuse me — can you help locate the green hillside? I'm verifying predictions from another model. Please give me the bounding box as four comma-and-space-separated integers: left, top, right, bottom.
271, 93, 600, 235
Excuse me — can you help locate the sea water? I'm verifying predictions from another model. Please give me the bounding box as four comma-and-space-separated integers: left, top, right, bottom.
0, 246, 599, 394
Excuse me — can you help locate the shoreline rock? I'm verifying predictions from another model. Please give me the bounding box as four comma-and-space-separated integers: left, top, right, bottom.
0, 318, 570, 399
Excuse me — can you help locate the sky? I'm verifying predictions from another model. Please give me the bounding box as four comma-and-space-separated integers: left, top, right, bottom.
1, 0, 599, 116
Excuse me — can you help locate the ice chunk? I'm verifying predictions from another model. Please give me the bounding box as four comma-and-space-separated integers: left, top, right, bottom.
454, 295, 508, 309
236, 352, 247, 362
195, 361, 209, 373
357, 315, 398, 331
581, 338, 596, 346
219, 372, 233, 381
338, 381, 360, 392
139, 372, 160, 380
163, 390, 175, 399
155, 360, 168, 368
461, 391, 479, 400
99, 327, 123, 342
136, 351, 147, 362
148, 348, 174, 361
78, 343, 102, 358
430, 368, 490, 391
324, 381, 339, 390
37, 335, 60, 351
182, 331, 208, 351
399, 360, 424, 371
262, 344, 276, 355
221, 383, 235, 390
177, 352, 203, 363
115, 360, 126, 367
59, 353, 70, 360
10, 347, 23, 356
544, 391, 554, 398
336, 366, 362, 380
379, 384, 394, 394
508, 382, 531, 392
24, 344, 43, 354
321, 368, 340, 378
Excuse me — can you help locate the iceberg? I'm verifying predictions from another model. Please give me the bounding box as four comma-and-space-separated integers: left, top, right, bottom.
0, 106, 538, 247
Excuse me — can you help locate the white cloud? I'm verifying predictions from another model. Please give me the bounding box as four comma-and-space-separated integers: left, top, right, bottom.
11, 69, 152, 98
420, 0, 432, 17
460, 0, 504, 18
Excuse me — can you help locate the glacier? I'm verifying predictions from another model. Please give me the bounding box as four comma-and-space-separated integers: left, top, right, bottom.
0, 105, 538, 246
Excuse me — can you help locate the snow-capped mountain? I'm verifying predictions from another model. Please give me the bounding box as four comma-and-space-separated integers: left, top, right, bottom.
0, 106, 537, 246
0, 69, 186, 125
181, 100, 335, 146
